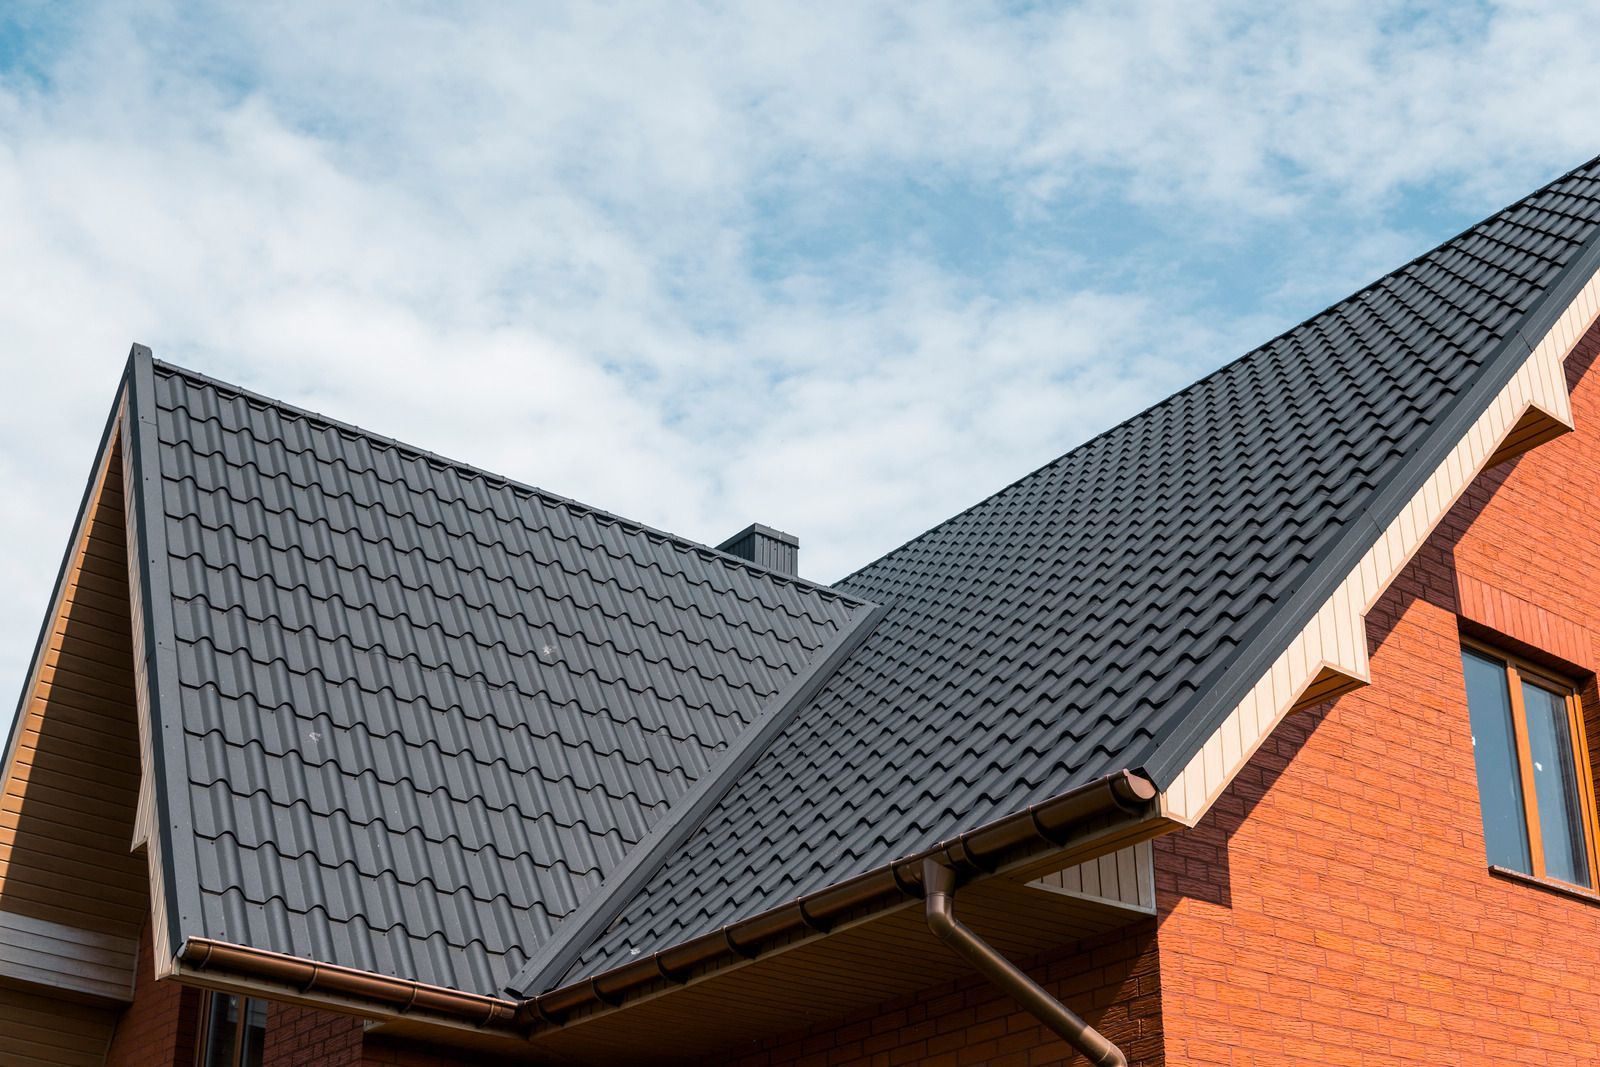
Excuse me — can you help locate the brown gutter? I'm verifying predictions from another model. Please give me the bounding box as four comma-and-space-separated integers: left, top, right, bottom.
181, 938, 521, 1030
521, 769, 1158, 1027
922, 859, 1127, 1066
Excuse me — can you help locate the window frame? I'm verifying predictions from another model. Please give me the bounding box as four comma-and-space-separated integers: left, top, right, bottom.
194, 990, 268, 1067
1462, 636, 1600, 890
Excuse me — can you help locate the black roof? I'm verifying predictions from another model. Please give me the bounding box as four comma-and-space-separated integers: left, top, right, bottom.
96, 153, 1600, 1002
128, 358, 872, 994
539, 157, 1600, 987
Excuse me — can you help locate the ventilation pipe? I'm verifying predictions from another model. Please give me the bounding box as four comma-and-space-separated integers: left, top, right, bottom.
921, 859, 1129, 1067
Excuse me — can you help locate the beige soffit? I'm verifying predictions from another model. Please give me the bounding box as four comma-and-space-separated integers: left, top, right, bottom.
1029, 841, 1155, 914
1160, 264, 1600, 828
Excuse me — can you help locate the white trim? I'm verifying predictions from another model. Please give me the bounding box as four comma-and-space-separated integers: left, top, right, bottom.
120, 411, 176, 979
1160, 265, 1600, 827
1028, 841, 1155, 914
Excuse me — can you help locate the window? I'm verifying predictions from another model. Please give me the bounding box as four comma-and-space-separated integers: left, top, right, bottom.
1462, 642, 1600, 889
196, 991, 267, 1067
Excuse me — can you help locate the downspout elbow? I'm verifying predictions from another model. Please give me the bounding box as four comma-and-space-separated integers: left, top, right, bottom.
921, 860, 1129, 1067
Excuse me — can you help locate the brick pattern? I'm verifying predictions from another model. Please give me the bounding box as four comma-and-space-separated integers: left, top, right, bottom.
1455, 572, 1598, 670
1154, 332, 1600, 1064
260, 1001, 364, 1066
104, 924, 200, 1067
723, 920, 1162, 1067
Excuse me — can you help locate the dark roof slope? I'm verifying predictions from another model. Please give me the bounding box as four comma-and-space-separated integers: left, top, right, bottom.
552, 157, 1600, 986
131, 358, 872, 995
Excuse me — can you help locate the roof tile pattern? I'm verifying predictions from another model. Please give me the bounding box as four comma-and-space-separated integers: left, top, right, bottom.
148, 365, 868, 994
559, 162, 1600, 984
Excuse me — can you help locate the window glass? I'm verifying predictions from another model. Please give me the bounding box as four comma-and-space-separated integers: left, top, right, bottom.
1522, 679, 1592, 888
202, 993, 239, 1067
200, 992, 269, 1067
1462, 649, 1531, 872
240, 997, 267, 1067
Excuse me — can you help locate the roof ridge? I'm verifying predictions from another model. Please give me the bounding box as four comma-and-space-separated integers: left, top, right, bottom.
1136, 164, 1600, 788
502, 599, 888, 999
832, 150, 1600, 589
147, 358, 866, 606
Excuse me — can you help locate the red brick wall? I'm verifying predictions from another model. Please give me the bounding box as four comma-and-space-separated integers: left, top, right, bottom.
1154, 330, 1600, 1063
105, 924, 200, 1067
724, 919, 1163, 1067
260, 1002, 364, 1066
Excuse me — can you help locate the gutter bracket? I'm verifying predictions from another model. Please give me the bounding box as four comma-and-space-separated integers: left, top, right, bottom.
921, 859, 1129, 1067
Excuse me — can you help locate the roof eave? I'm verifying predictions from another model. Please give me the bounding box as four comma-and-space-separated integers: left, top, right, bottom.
519, 768, 1163, 1030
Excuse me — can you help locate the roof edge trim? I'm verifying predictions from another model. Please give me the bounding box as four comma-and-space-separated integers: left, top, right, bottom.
520, 770, 1162, 1030
1138, 207, 1600, 790
148, 359, 863, 605
506, 598, 890, 997
828, 153, 1600, 591
125, 344, 204, 965
1159, 260, 1595, 826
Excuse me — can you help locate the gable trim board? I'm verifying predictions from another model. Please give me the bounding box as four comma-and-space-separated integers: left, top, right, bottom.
1160, 256, 1600, 827
1135, 210, 1600, 797
123, 345, 199, 974
509, 600, 890, 997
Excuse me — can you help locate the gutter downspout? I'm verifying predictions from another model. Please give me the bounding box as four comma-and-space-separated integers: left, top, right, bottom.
922, 859, 1128, 1067
520, 769, 1158, 1027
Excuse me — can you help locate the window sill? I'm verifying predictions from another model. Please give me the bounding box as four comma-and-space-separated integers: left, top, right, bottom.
1489, 865, 1600, 905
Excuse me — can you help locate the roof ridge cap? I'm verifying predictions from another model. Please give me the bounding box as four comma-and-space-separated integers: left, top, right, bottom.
148, 359, 863, 605
502, 599, 888, 999
833, 151, 1600, 590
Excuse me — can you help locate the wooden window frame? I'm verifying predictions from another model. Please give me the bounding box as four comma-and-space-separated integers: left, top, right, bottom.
194, 990, 267, 1067
1462, 636, 1600, 889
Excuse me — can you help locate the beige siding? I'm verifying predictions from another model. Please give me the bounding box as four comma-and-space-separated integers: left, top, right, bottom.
120, 426, 173, 980
1030, 841, 1154, 913
1161, 265, 1600, 827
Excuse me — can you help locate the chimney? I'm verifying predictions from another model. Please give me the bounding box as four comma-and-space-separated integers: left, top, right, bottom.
717, 523, 799, 576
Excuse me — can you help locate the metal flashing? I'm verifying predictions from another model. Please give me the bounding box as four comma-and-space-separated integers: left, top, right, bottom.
507, 600, 888, 997
123, 343, 202, 966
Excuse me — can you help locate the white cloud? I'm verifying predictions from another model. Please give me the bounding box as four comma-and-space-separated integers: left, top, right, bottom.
2, 1, 1600, 731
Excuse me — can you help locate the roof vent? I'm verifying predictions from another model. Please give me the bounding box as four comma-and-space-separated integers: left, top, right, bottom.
717, 523, 799, 576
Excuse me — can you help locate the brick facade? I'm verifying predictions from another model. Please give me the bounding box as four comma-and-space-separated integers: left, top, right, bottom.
104, 925, 200, 1067
259, 1002, 363, 1066
87, 308, 1600, 1067
1153, 333, 1600, 1063
724, 920, 1163, 1067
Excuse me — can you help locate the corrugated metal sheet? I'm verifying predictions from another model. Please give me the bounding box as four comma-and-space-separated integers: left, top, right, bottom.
558, 157, 1600, 985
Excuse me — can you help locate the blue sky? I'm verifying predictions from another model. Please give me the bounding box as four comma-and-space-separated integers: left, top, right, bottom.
2, 1, 1599, 730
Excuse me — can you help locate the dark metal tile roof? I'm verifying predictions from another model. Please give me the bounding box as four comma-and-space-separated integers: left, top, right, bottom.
551, 158, 1600, 987
134, 362, 871, 995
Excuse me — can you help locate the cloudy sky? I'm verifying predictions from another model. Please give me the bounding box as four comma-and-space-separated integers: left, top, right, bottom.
2, 1, 1599, 727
